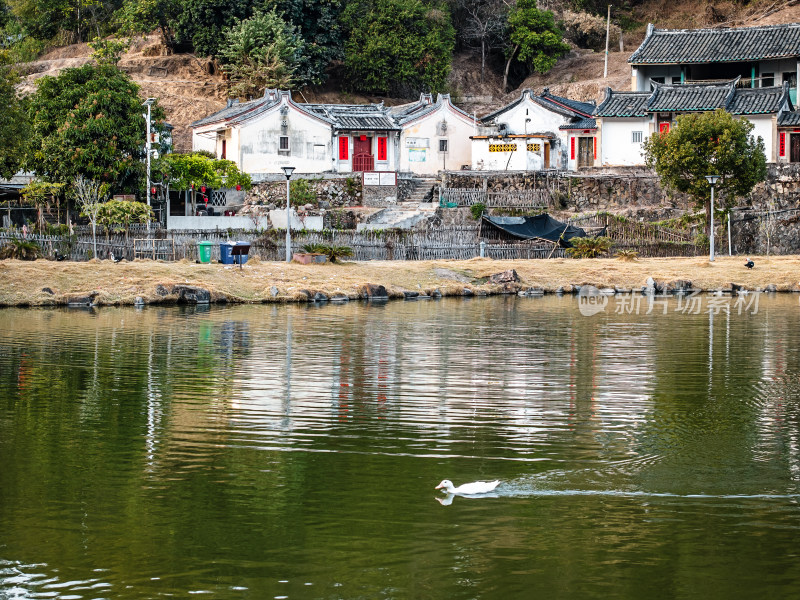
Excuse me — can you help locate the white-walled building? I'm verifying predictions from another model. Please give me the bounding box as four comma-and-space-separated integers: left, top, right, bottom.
594, 80, 795, 167
629, 23, 800, 105
471, 88, 596, 171
191, 90, 400, 178
391, 93, 477, 174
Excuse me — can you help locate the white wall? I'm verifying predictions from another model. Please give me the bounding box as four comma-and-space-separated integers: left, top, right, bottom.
269, 208, 323, 231
400, 104, 474, 174
238, 106, 333, 175
168, 215, 255, 230
192, 131, 217, 155
472, 95, 574, 171
600, 118, 650, 166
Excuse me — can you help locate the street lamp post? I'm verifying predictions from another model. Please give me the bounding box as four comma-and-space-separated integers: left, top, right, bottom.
142, 98, 156, 232
705, 175, 720, 262
281, 166, 295, 262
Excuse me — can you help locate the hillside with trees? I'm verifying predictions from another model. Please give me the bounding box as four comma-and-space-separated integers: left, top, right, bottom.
2, 0, 800, 156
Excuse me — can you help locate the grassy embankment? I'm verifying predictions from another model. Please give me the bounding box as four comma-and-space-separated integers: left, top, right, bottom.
1, 255, 799, 307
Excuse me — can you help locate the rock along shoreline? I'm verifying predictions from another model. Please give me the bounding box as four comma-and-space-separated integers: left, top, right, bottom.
0, 256, 798, 308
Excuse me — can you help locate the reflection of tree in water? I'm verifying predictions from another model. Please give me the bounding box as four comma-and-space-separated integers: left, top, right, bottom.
631, 301, 798, 496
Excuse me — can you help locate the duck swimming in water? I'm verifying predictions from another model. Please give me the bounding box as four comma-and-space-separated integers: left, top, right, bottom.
435, 479, 500, 495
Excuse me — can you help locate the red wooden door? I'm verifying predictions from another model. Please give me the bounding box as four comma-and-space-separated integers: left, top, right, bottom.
354, 137, 371, 156
353, 137, 374, 171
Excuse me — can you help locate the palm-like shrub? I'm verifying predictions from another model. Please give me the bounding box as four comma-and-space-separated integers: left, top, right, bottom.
301, 243, 354, 262
0, 238, 42, 260
566, 236, 613, 259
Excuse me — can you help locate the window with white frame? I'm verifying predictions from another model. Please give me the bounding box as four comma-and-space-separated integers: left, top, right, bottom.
279, 136, 290, 153
632, 131, 643, 143
439, 139, 448, 153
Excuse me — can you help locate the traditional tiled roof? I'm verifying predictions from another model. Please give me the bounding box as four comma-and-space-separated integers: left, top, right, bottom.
304, 103, 399, 130
559, 118, 597, 130
539, 89, 595, 117
481, 89, 593, 123
729, 86, 788, 114
191, 97, 274, 128
778, 111, 800, 127
390, 93, 434, 123
647, 80, 735, 112
595, 80, 792, 119
192, 90, 399, 131
390, 93, 475, 126
630, 23, 800, 64
594, 90, 650, 117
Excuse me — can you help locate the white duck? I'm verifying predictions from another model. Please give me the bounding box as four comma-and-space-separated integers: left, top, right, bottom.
435, 479, 500, 495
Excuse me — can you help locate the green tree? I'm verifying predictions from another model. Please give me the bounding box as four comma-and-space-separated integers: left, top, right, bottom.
26, 64, 163, 192
174, 0, 250, 56
341, 0, 455, 96
219, 9, 303, 99
268, 0, 344, 85
8, 0, 121, 43
21, 180, 64, 231
97, 198, 153, 241
159, 152, 251, 213
87, 37, 129, 64
114, 0, 180, 50
643, 109, 768, 233
503, 0, 569, 91
0, 65, 29, 179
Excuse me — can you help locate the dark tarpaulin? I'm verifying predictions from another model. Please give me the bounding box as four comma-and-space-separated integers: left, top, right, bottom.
482, 214, 588, 247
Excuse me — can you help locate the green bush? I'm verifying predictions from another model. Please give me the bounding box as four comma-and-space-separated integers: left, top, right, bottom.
470, 202, 486, 220
290, 179, 317, 207
301, 243, 354, 262
566, 236, 613, 258
0, 238, 41, 260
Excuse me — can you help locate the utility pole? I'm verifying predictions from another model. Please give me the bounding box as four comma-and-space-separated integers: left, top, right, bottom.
142, 98, 156, 232
604, 5, 611, 79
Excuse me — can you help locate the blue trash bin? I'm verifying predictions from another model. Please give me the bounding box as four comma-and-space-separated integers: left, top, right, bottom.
220, 242, 234, 264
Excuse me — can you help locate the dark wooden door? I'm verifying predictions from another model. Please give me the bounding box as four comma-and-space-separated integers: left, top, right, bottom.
791, 134, 800, 163
578, 137, 594, 168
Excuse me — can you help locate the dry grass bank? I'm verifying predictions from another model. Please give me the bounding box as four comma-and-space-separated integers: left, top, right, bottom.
1, 255, 798, 307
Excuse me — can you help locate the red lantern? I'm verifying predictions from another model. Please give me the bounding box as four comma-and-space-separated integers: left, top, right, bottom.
201, 185, 206, 193
191, 183, 194, 189
236, 184, 242, 191
151, 187, 156, 195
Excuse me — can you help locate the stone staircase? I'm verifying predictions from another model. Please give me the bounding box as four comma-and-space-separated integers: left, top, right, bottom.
404, 177, 440, 204
356, 177, 442, 231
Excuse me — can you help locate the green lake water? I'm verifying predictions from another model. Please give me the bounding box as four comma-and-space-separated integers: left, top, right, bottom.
1, 294, 800, 599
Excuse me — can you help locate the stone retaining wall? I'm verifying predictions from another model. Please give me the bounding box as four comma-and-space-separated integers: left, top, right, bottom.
441, 166, 800, 254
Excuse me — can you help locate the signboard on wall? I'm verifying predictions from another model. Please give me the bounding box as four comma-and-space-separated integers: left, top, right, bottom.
409, 148, 427, 162
406, 137, 430, 148
363, 171, 397, 187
